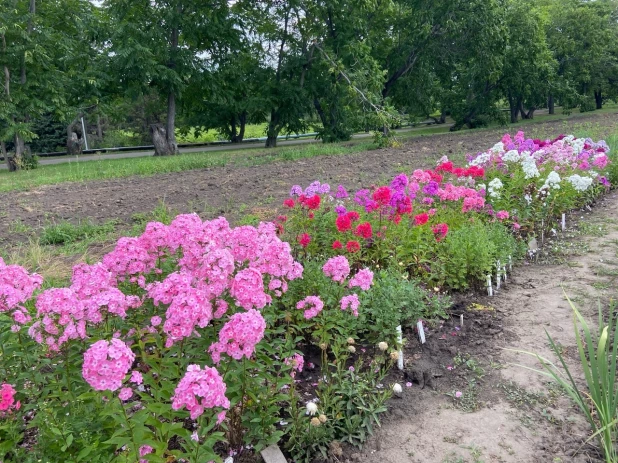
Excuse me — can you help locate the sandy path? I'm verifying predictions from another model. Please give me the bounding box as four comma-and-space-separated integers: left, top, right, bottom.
357, 190, 618, 463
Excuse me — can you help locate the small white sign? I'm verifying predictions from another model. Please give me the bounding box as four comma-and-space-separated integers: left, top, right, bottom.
487, 275, 493, 296
562, 213, 566, 231
417, 320, 426, 344
396, 325, 404, 370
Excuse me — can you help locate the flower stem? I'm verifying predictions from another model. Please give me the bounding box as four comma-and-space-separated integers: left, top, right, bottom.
117, 396, 140, 463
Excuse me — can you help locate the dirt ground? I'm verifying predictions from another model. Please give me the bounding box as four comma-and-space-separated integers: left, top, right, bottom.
1, 112, 618, 463
1, 112, 617, 248
358, 190, 618, 463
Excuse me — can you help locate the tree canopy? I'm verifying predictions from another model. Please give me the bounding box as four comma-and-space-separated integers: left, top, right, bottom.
1, 0, 617, 166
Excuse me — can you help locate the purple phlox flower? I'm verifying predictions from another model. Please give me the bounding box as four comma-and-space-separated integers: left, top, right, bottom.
334, 205, 347, 216
335, 185, 349, 199
304, 181, 322, 196
290, 185, 303, 196
354, 189, 371, 207
318, 183, 331, 194
390, 173, 409, 191
422, 181, 440, 196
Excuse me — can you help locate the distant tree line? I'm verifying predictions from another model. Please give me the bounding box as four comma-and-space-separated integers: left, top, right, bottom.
1, 0, 617, 169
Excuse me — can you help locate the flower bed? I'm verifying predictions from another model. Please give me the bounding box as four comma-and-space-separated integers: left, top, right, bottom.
0, 132, 612, 462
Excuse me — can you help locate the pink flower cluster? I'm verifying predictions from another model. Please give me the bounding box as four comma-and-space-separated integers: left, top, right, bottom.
208, 309, 266, 363
340, 294, 360, 317
29, 288, 87, 352
171, 364, 230, 419
0, 383, 20, 417
0, 257, 42, 329
148, 272, 214, 347
82, 339, 135, 391
139, 445, 154, 463
322, 256, 351, 283
349, 269, 374, 291
71, 263, 141, 322
296, 296, 324, 320
284, 353, 304, 378
132, 215, 302, 346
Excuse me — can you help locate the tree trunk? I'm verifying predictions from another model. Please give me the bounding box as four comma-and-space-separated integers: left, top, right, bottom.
548, 94, 554, 114
150, 124, 175, 156
231, 112, 246, 143
238, 111, 246, 142
594, 90, 602, 110
508, 92, 519, 123
66, 117, 83, 155
164, 91, 178, 155
265, 110, 279, 148
230, 116, 238, 142
518, 99, 530, 119
96, 115, 103, 140
526, 107, 536, 119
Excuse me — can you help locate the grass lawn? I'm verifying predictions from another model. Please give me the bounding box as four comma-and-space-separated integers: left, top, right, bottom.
1, 104, 616, 194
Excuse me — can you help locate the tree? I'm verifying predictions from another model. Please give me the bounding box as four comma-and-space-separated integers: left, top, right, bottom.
501, 0, 557, 123
546, 0, 618, 111
105, 0, 235, 155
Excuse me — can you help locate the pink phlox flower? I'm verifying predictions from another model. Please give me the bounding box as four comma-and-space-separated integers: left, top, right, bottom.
30, 288, 87, 351
340, 294, 360, 317
82, 339, 135, 391
171, 364, 230, 419
322, 256, 351, 283
284, 353, 305, 378
296, 296, 324, 320
348, 269, 374, 291
208, 309, 266, 363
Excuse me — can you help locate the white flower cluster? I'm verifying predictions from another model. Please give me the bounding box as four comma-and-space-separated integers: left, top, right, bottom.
567, 174, 593, 192
469, 152, 491, 167
476, 183, 487, 192
521, 156, 540, 179
541, 171, 561, 190
502, 149, 521, 163
488, 178, 503, 199
490, 142, 505, 154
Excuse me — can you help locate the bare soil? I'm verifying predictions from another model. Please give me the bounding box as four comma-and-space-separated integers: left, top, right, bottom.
1, 112, 617, 248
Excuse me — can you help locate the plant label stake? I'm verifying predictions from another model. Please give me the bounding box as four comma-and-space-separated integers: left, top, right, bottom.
496, 271, 501, 290
562, 213, 566, 231
508, 255, 513, 271
460, 314, 464, 329
502, 266, 507, 282
417, 320, 426, 344
486, 275, 493, 296
396, 325, 404, 370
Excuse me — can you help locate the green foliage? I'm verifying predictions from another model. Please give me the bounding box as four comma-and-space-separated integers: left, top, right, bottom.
39, 220, 116, 245
518, 298, 618, 463
285, 346, 393, 461
433, 223, 498, 290
359, 270, 450, 345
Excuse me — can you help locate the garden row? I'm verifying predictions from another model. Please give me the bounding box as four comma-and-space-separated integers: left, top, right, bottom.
0, 132, 614, 462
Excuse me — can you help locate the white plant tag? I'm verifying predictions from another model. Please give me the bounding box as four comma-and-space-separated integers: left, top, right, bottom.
487, 275, 493, 296
417, 320, 426, 344
396, 325, 404, 370
562, 213, 566, 231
